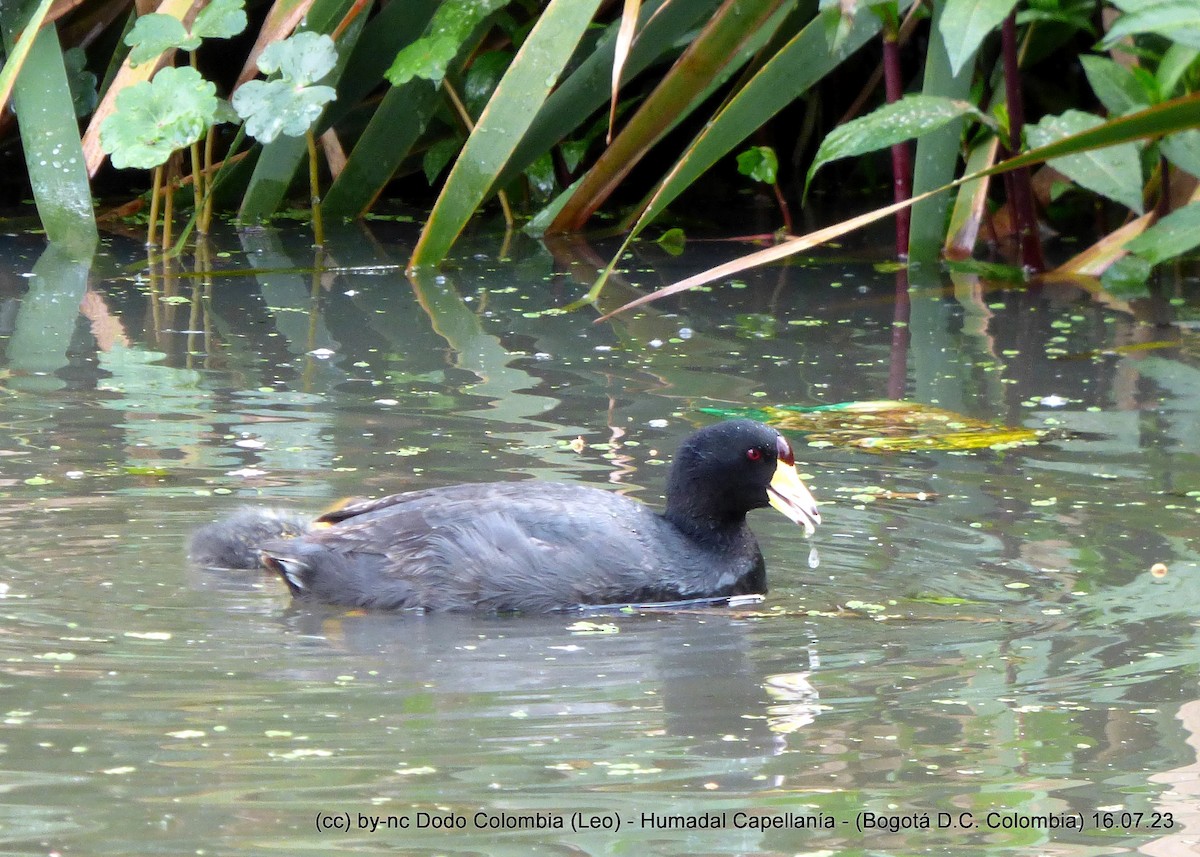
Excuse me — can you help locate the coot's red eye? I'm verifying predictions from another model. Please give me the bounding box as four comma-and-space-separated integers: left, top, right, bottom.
746, 448, 762, 462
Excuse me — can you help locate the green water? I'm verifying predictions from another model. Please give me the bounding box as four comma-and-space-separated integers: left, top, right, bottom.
0, 225, 1197, 855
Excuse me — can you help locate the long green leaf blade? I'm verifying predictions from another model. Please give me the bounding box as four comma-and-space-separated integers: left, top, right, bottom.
1, 10, 98, 253
621, 2, 884, 240
597, 91, 1200, 319
911, 0, 976, 262
0, 0, 54, 111
548, 0, 793, 233
496, 0, 720, 194
323, 83, 439, 221
409, 0, 604, 268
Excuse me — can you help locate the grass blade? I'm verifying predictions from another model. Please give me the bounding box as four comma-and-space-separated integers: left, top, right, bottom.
608, 0, 641, 143
1, 6, 97, 252
320, 0, 442, 220
595, 91, 1200, 320
548, 0, 793, 233
910, 0, 975, 263
409, 0, 604, 268
620, 2, 884, 240
0, 0, 54, 113
496, 0, 720, 195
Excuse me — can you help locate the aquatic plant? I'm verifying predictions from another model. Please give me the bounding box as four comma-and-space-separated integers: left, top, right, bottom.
0, 0, 1197, 289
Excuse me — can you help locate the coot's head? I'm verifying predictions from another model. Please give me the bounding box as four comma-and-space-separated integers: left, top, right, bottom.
665, 419, 821, 535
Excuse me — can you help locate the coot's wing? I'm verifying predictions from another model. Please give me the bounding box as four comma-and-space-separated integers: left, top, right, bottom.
268, 482, 746, 611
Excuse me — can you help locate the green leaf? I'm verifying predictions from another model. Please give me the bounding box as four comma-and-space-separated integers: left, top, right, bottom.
1025, 110, 1144, 213
1101, 1, 1200, 50
99, 65, 217, 170
385, 0, 509, 86
463, 50, 512, 116
1017, 3, 1096, 34
191, 0, 247, 40
939, 0, 1020, 76
1124, 200, 1200, 263
655, 227, 686, 255
232, 79, 337, 143
1100, 253, 1152, 296
1161, 128, 1200, 178
423, 137, 462, 184
1156, 43, 1199, 97
63, 46, 98, 118
387, 35, 460, 86
736, 145, 778, 185
807, 95, 984, 192
410, 0, 604, 267
1080, 54, 1152, 116
698, 401, 1042, 451
907, 593, 981, 606
233, 33, 338, 143
523, 153, 556, 201
125, 14, 198, 66
257, 31, 338, 85
236, 0, 368, 225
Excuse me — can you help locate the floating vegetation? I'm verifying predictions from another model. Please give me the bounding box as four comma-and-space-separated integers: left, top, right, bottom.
701, 400, 1045, 452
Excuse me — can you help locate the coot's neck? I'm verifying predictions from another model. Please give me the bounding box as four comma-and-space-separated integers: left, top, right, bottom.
663, 469, 749, 545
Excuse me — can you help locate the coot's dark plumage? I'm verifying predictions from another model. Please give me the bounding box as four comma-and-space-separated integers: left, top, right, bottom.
189, 420, 820, 612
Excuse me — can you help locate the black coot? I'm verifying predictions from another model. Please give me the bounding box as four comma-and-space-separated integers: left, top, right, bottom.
189, 419, 820, 612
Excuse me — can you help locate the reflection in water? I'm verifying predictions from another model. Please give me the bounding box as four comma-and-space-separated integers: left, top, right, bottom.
0, 227, 1197, 855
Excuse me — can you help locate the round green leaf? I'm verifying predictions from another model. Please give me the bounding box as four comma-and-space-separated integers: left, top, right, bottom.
232, 79, 336, 143
736, 145, 779, 185
256, 31, 337, 85
99, 66, 218, 170
64, 47, 98, 118
386, 34, 460, 87
125, 15, 198, 66
192, 0, 247, 41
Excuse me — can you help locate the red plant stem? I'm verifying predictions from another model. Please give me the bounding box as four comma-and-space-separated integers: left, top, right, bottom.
882, 28, 911, 258
772, 182, 794, 234
1001, 10, 1044, 271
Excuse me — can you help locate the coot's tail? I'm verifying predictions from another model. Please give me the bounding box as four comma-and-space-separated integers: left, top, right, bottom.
188, 508, 312, 569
